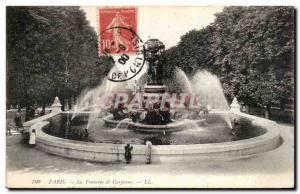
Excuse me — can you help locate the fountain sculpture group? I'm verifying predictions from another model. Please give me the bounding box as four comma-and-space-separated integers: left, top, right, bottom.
104, 39, 206, 132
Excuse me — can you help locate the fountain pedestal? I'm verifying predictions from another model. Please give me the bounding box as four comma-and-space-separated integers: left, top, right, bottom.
141, 84, 171, 125
144, 84, 166, 93
143, 84, 166, 99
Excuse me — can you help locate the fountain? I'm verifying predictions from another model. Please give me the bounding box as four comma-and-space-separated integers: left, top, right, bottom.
23, 39, 283, 164
102, 39, 207, 133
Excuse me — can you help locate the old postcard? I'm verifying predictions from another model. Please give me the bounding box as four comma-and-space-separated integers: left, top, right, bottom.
6, 6, 295, 188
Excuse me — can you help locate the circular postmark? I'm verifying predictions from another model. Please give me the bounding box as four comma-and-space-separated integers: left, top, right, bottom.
99, 26, 146, 82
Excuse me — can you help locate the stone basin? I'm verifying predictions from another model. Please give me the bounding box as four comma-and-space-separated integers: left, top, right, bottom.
103, 114, 206, 133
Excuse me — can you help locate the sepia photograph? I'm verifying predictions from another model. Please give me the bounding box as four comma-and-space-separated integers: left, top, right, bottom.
5, 5, 295, 189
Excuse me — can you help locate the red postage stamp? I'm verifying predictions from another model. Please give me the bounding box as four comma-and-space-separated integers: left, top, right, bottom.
99, 7, 137, 55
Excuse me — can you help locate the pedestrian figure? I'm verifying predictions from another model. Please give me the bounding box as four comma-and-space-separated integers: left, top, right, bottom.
124, 144, 133, 164
6, 120, 12, 136
14, 107, 23, 131
29, 129, 36, 147
145, 141, 152, 164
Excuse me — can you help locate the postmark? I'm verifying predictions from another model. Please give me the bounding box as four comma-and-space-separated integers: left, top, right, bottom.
99, 8, 145, 82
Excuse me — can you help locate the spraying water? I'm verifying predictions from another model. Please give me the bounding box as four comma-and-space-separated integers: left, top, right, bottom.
192, 71, 232, 129
191, 71, 229, 110
175, 70, 232, 129
72, 64, 232, 130
183, 119, 204, 131
72, 74, 128, 129
175, 68, 193, 93
112, 118, 132, 131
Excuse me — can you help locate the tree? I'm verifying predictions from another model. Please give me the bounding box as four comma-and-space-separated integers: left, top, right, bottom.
163, 6, 294, 118
7, 7, 109, 117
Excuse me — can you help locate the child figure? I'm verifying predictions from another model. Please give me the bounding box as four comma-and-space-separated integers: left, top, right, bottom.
124, 144, 133, 164
145, 141, 152, 164
29, 129, 36, 146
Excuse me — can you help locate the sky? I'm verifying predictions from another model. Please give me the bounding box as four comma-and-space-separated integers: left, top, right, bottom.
81, 6, 224, 49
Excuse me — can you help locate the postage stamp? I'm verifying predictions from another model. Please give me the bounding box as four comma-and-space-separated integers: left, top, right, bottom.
99, 7, 138, 54
99, 7, 145, 82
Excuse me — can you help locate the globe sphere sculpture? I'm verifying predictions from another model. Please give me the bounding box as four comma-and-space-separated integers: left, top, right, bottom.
144, 39, 165, 62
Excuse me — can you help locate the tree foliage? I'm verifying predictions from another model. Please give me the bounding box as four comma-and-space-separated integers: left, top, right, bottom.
163, 6, 294, 111
7, 7, 108, 110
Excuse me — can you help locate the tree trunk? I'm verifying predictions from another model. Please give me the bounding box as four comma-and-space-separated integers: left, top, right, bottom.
61, 98, 65, 111
25, 106, 30, 121
41, 104, 45, 116
68, 98, 72, 110
25, 104, 34, 121
265, 105, 271, 119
